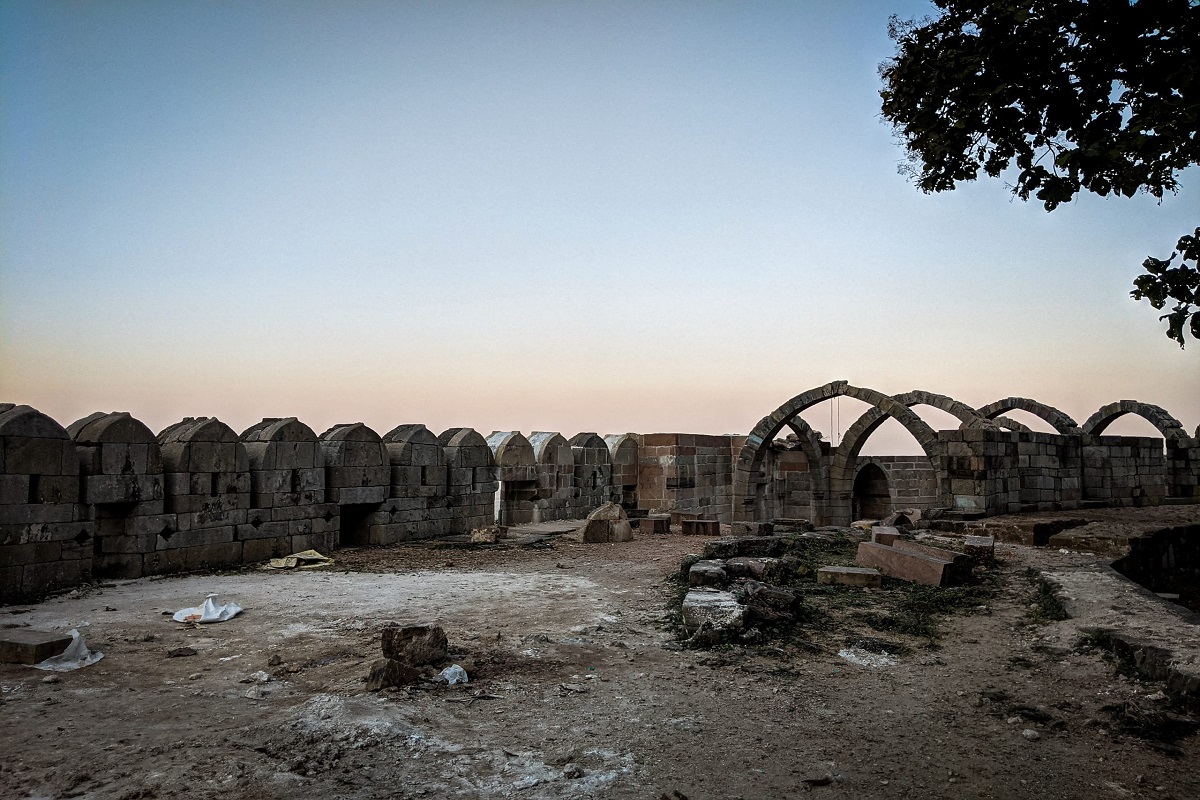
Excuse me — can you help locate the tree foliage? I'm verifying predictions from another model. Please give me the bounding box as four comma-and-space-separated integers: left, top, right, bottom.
879, 0, 1199, 346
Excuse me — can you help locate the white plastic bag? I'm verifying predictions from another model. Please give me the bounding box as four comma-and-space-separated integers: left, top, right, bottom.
173, 594, 243, 624
32, 629, 104, 671
438, 664, 468, 685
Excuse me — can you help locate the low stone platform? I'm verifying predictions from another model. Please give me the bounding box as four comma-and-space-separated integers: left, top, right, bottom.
1044, 566, 1200, 710
0, 629, 72, 664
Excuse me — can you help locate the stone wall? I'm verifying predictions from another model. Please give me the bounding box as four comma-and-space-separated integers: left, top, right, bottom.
854, 455, 939, 513
638, 434, 738, 523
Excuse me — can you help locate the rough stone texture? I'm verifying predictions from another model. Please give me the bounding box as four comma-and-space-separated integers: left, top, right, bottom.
743, 580, 799, 624
440, 428, 497, 535
637, 515, 670, 534
688, 560, 728, 587
963, 535, 996, 564
487, 431, 538, 526
681, 519, 720, 537
680, 589, 744, 633
381, 623, 449, 666
0, 405, 94, 600
568, 433, 613, 519
380, 424, 451, 544
365, 657, 420, 691
725, 556, 776, 580
856, 541, 953, 587
529, 432, 574, 523
871, 526, 901, 546
604, 433, 640, 512
817, 566, 883, 588
640, 434, 737, 523
0, 628, 73, 664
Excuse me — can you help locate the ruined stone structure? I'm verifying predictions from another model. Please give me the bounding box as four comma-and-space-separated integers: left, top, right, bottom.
1, 381, 1196, 600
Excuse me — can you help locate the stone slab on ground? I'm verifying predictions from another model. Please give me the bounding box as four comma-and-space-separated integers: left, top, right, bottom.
680, 588, 744, 633
681, 519, 720, 537
0, 629, 72, 664
1043, 566, 1200, 710
856, 541, 953, 587
818, 566, 883, 588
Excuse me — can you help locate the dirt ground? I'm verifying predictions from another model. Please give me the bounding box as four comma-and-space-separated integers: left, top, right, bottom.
2, 509, 1199, 800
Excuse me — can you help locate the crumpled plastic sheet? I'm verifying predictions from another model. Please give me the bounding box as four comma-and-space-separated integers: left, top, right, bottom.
438, 664, 469, 685
173, 594, 243, 624
32, 629, 104, 671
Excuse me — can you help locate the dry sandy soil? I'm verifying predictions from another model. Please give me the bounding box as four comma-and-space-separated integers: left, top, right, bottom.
2, 510, 1198, 800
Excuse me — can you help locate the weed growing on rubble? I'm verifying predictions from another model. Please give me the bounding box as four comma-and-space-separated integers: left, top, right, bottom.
1025, 578, 1069, 625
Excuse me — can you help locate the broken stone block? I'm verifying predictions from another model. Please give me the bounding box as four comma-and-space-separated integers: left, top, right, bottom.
381, 624, 448, 666
856, 541, 953, 587
817, 566, 883, 589
681, 519, 720, 537
702, 538, 740, 560
871, 526, 901, 546
725, 556, 771, 580
964, 535, 996, 565
743, 580, 799, 624
470, 527, 499, 544
610, 519, 633, 542
891, 540, 971, 582
680, 589, 744, 634
587, 502, 626, 521
679, 554, 703, 575
732, 521, 774, 536
734, 536, 788, 558
0, 629, 72, 664
365, 657, 420, 691
688, 560, 728, 587
770, 518, 813, 533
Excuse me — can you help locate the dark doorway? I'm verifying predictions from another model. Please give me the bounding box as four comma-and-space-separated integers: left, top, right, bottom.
852, 463, 891, 521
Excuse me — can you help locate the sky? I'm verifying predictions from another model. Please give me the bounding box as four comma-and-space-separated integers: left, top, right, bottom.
1, 0, 1196, 455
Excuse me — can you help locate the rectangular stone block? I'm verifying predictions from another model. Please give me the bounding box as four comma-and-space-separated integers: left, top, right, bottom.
0, 629, 73, 664
818, 566, 883, 588
681, 519, 720, 536
856, 541, 953, 587
871, 526, 901, 545
637, 516, 670, 534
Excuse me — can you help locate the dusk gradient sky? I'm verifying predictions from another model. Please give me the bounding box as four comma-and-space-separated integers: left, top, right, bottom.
2, 0, 1196, 454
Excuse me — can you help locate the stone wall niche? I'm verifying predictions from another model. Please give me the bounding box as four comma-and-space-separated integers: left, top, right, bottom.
240, 417, 337, 560
320, 423, 389, 546
487, 431, 537, 525
568, 433, 613, 518
440, 428, 497, 534
0, 405, 93, 600
605, 433, 640, 513
69, 411, 166, 579
151, 417, 250, 574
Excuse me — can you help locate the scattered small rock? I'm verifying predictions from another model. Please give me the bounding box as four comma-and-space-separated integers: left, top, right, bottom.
562, 764, 585, 779
167, 647, 197, 658
41, 675, 60, 684
1021, 729, 1041, 740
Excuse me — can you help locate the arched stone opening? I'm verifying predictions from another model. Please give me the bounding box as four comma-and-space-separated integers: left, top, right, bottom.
69, 411, 165, 578
320, 423, 388, 546
852, 462, 891, 521
976, 397, 1082, 435
1081, 401, 1188, 443
568, 433, 613, 517
486, 431, 538, 526
734, 381, 943, 526
604, 433, 639, 512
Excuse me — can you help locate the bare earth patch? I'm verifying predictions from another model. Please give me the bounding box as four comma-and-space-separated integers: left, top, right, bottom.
2, 509, 1198, 799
